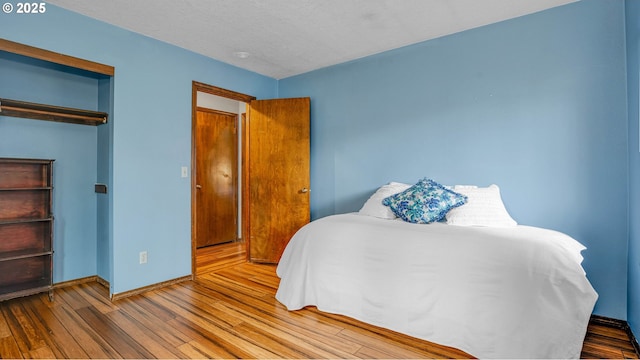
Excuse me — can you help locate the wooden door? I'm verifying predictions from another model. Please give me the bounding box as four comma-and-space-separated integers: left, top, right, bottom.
195, 108, 238, 248
244, 97, 310, 263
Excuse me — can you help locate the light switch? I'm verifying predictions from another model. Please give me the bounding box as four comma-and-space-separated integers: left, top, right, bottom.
181, 166, 188, 178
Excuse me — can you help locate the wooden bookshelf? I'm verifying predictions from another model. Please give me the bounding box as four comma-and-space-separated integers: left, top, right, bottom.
0, 158, 54, 301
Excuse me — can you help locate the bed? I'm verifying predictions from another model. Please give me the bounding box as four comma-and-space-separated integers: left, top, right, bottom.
275, 180, 598, 359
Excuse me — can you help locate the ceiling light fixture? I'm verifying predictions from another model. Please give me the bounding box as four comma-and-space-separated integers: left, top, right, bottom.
233, 51, 250, 59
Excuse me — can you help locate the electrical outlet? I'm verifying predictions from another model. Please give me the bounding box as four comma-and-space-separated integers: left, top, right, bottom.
139, 251, 147, 264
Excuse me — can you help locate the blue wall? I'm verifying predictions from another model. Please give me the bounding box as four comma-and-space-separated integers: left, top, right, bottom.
1, 5, 277, 294
626, 0, 640, 341
96, 77, 113, 283
279, 0, 629, 319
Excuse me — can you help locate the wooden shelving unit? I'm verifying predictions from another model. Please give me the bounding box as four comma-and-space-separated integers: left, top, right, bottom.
0, 158, 54, 301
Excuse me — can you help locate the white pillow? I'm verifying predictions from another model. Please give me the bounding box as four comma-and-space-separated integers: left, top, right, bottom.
359, 182, 411, 219
445, 184, 517, 227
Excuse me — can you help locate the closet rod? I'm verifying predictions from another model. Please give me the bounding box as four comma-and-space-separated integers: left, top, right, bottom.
0, 98, 108, 126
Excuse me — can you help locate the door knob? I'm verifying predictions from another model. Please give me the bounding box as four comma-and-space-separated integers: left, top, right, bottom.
196, 184, 202, 189
300, 188, 309, 193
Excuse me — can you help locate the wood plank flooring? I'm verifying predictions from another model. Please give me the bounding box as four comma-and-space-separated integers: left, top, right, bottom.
583, 321, 639, 359
0, 241, 637, 359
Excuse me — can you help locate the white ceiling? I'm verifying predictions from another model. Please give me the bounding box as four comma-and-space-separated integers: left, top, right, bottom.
46, 0, 577, 79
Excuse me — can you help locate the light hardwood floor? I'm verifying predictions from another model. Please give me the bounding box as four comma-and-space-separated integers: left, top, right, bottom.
0, 241, 637, 359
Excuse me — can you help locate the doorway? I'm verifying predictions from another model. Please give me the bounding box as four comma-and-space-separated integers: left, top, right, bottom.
191, 81, 255, 276
191, 82, 310, 275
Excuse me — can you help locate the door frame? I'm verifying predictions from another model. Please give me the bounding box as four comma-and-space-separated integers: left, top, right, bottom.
191, 81, 255, 277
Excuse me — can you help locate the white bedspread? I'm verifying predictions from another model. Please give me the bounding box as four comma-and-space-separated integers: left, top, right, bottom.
275, 213, 598, 359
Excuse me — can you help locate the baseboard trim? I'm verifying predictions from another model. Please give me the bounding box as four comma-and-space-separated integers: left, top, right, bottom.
53, 275, 98, 289
54, 275, 192, 303
110, 275, 193, 301
590, 315, 640, 356
96, 276, 110, 289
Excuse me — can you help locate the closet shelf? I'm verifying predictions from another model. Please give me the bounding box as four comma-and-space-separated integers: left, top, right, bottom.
0, 98, 108, 126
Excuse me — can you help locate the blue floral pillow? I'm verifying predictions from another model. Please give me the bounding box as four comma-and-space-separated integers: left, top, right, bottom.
382, 178, 467, 224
